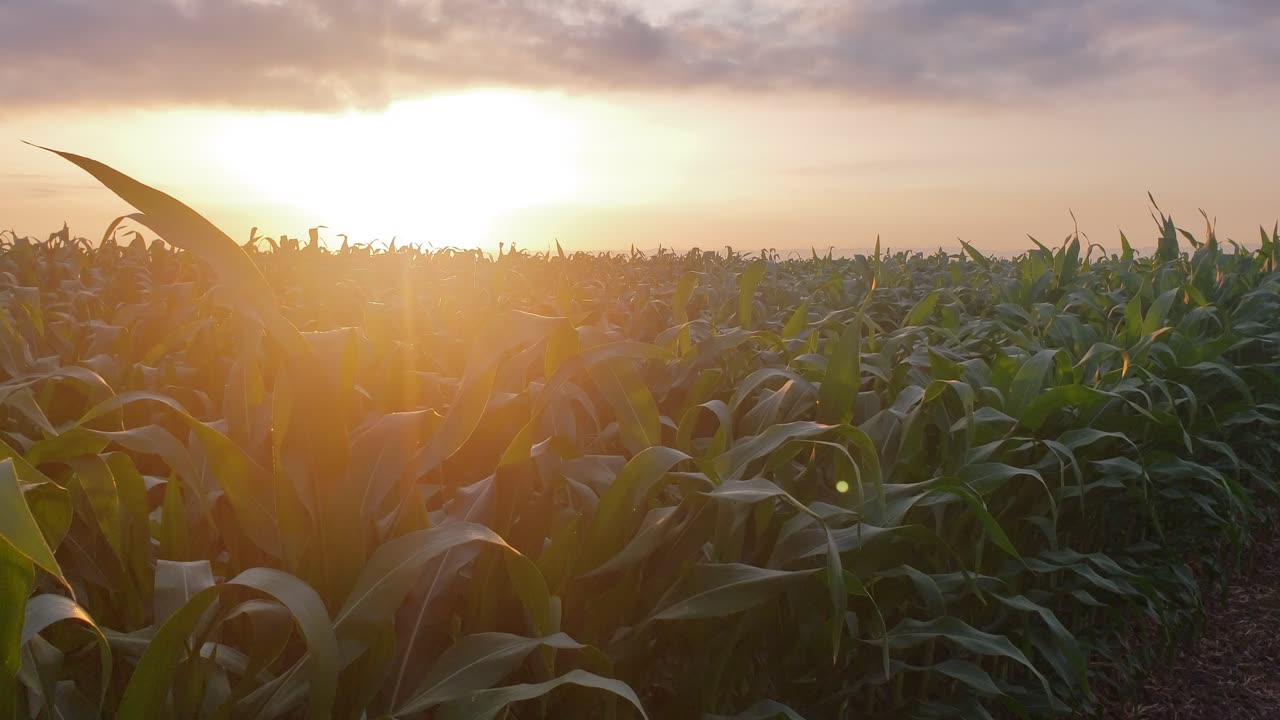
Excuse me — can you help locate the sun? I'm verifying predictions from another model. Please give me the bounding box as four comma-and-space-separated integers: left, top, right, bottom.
213, 89, 582, 248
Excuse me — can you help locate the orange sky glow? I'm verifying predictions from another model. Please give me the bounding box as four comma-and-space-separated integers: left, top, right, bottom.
2, 1, 1278, 253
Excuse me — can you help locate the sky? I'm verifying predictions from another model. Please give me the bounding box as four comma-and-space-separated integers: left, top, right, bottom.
2, 0, 1279, 253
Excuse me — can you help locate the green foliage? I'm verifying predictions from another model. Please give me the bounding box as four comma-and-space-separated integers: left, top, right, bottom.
0, 150, 1277, 718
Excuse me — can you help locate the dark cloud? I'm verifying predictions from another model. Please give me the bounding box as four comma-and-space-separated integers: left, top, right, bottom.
1, 0, 1277, 111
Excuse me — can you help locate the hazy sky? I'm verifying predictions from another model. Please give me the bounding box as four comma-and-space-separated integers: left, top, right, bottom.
2, 0, 1278, 252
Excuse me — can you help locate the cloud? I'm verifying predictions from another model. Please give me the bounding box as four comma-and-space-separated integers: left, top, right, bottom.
1, 0, 1277, 111
0, 172, 103, 193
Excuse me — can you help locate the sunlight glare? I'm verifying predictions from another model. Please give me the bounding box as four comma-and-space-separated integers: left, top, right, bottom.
213, 90, 582, 248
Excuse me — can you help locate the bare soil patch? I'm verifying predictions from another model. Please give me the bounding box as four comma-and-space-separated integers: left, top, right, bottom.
1105, 533, 1280, 719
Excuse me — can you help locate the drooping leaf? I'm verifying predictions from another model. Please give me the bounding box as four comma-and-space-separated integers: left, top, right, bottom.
653, 563, 819, 621
435, 669, 648, 720
393, 632, 586, 715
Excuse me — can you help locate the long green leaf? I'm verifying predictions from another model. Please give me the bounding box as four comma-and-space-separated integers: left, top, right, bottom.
0, 459, 66, 589
654, 563, 819, 621
393, 632, 586, 715
435, 669, 648, 720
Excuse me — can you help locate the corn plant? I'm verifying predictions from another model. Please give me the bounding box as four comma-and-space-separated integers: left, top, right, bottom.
0, 147, 1277, 719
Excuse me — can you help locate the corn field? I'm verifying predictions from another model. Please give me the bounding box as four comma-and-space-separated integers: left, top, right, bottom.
1, 148, 1278, 719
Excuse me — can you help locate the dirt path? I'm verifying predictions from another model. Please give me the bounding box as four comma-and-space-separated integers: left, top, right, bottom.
1108, 533, 1280, 719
